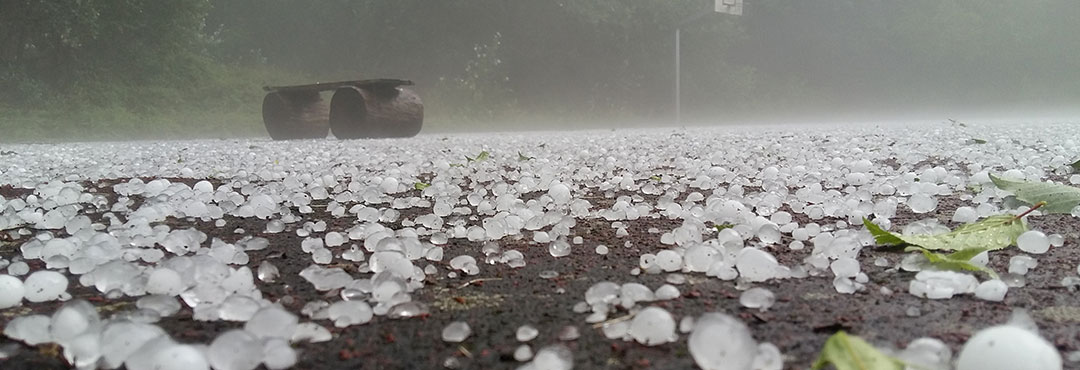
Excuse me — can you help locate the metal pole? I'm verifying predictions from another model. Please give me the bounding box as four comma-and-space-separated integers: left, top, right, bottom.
675, 27, 681, 125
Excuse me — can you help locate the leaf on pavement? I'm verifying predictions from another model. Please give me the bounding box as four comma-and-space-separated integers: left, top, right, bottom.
906, 246, 998, 279
990, 173, 1080, 214
863, 215, 1027, 251
812, 331, 905, 370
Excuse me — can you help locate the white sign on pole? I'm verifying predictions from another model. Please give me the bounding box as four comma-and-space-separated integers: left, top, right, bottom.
715, 0, 743, 15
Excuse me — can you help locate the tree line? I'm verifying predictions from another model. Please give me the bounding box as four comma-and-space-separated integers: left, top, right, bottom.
2, 0, 1077, 139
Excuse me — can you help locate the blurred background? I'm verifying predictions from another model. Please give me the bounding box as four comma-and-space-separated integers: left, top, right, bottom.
2, 0, 1078, 140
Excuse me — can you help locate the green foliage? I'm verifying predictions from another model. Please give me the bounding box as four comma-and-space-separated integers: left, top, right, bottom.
4, 1, 1080, 139
812, 331, 905, 370
990, 173, 1080, 214
465, 151, 491, 163
517, 152, 534, 161
972, 138, 987, 144
714, 223, 735, 232
649, 175, 663, 182
908, 246, 998, 278
863, 215, 1027, 251
1070, 159, 1080, 173
414, 182, 431, 190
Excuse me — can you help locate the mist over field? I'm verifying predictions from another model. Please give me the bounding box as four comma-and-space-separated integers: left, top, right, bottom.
1, 1, 1079, 140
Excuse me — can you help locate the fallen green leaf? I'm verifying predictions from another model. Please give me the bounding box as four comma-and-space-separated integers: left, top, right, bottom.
518, 152, 534, 161
1070, 159, 1080, 172
907, 246, 998, 279
812, 331, 905, 370
863, 214, 1027, 251
714, 223, 735, 232
990, 173, 1080, 214
649, 175, 662, 182
972, 138, 987, 144
414, 182, 431, 190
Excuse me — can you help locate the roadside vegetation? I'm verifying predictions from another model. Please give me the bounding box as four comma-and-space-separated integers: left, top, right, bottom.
2, 1, 1079, 141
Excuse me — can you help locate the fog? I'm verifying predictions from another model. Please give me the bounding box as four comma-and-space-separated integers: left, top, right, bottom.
2, 0, 1079, 140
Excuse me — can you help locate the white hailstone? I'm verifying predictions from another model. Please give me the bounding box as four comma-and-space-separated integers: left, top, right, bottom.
595, 245, 609, 255
3, 314, 52, 345
654, 284, 680, 300
23, 270, 68, 302
735, 248, 779, 282
207, 329, 263, 370
1008, 255, 1037, 275
601, 319, 630, 340
830, 257, 860, 279
449, 255, 480, 275
7, 261, 30, 276
324, 232, 346, 247
849, 158, 873, 173
265, 220, 285, 233
245, 305, 298, 339
548, 239, 571, 258
1016, 230, 1051, 254
547, 182, 572, 204
137, 295, 182, 317
683, 244, 717, 272
706, 260, 738, 280
896, 337, 952, 370
532, 231, 551, 243
752, 342, 784, 370
689, 313, 758, 370
655, 250, 683, 272
909, 270, 978, 299
679, 316, 695, 334
788, 241, 805, 251
907, 193, 938, 213
639, 253, 661, 274
514, 344, 534, 361
441, 321, 471, 343
0, 274, 25, 308
327, 301, 373, 327
756, 223, 781, 244
291, 322, 333, 343
219, 295, 260, 321
150, 344, 210, 370
739, 287, 776, 311
517, 324, 539, 342
628, 306, 677, 346
585, 282, 620, 306
791, 228, 810, 241
951, 206, 979, 223
619, 283, 655, 309
1048, 233, 1065, 247
666, 274, 687, 285
523, 344, 573, 370
956, 325, 1061, 370
146, 267, 184, 296
301, 237, 324, 253
124, 336, 177, 370
380, 177, 399, 194
312, 248, 333, 264
974, 280, 1008, 302
388, 301, 430, 319
257, 261, 280, 283
100, 321, 167, 368
833, 276, 861, 294
557, 325, 580, 341
262, 338, 297, 370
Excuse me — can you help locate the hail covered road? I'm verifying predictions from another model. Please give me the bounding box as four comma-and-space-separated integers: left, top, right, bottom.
1, 121, 1079, 369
